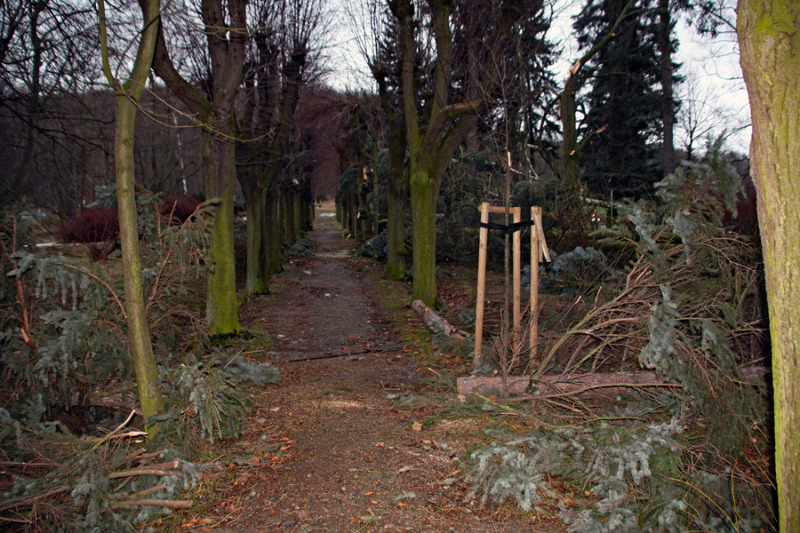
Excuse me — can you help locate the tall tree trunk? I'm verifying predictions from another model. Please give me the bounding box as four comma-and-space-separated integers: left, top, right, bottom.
292, 189, 303, 238
153, 0, 247, 336
391, 0, 524, 308
738, 2, 800, 530
409, 165, 439, 306
202, 124, 241, 335
657, 0, 677, 177
98, 0, 164, 434
560, 72, 585, 223
266, 187, 283, 274
240, 172, 269, 295
116, 95, 165, 430
559, 0, 634, 243
385, 127, 408, 280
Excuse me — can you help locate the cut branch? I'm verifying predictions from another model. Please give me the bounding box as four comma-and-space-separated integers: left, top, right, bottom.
411, 299, 465, 338
109, 499, 192, 510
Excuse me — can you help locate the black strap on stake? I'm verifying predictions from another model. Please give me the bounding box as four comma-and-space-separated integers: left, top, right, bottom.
478, 219, 536, 235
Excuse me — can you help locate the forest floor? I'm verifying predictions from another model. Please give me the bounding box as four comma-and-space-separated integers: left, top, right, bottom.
152, 206, 568, 532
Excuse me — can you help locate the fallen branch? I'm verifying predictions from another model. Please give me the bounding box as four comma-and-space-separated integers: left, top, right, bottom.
411, 299, 465, 338
109, 460, 182, 479
458, 371, 681, 399
109, 499, 192, 511
114, 484, 167, 500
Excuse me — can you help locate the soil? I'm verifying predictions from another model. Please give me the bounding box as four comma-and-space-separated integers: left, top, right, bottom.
158, 209, 567, 532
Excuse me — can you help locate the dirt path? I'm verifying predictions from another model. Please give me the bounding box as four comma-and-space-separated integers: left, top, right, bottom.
175, 212, 553, 532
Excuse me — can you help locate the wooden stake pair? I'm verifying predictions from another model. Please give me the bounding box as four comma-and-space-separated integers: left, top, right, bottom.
473, 203, 550, 369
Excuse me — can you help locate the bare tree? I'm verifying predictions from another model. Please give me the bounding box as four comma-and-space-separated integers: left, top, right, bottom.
345, 0, 409, 280
0, 0, 99, 212
98, 0, 165, 434
153, 0, 247, 336
236, 0, 326, 297
390, 0, 527, 308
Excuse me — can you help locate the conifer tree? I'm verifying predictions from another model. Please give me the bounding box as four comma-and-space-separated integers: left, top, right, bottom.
573, 0, 675, 198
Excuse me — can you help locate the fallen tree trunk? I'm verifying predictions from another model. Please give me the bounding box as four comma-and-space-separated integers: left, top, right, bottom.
529, 371, 680, 399
411, 299, 465, 338
456, 366, 769, 399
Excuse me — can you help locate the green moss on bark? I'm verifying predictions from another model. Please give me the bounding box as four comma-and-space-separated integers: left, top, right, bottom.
738, 0, 800, 528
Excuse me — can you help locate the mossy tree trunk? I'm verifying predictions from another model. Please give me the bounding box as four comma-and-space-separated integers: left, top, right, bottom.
738, 1, 800, 529
292, 188, 303, 238
265, 188, 283, 274
153, 0, 247, 336
408, 166, 440, 305
374, 69, 408, 280
98, 0, 164, 434
202, 122, 241, 335
385, 131, 408, 280
239, 165, 270, 296
390, 0, 524, 308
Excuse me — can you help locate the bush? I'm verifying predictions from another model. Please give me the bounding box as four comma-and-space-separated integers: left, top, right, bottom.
536, 246, 611, 297
160, 195, 202, 225
58, 206, 119, 243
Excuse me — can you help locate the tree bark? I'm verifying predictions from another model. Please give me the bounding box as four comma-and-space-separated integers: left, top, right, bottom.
201, 121, 241, 336
98, 0, 165, 434
559, 0, 634, 240
411, 299, 464, 338
391, 0, 523, 308
153, 0, 247, 336
738, 1, 800, 529
239, 164, 270, 296
385, 128, 408, 280
266, 188, 283, 274
371, 55, 408, 281
657, 0, 677, 177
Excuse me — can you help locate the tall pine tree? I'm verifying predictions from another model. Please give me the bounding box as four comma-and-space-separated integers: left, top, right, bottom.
574, 0, 677, 199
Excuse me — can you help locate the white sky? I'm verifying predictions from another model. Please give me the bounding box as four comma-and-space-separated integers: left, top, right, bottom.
324, 0, 751, 156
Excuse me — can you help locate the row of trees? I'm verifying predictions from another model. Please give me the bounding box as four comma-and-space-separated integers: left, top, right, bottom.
2, 0, 354, 440
1, 0, 351, 331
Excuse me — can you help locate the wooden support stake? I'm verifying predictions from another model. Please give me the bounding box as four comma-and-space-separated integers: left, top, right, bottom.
474, 204, 549, 368
529, 206, 550, 357
530, 206, 540, 357
512, 207, 521, 337
474, 202, 490, 368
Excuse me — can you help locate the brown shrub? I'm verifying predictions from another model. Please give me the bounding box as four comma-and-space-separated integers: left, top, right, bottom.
160, 195, 202, 225
58, 206, 119, 243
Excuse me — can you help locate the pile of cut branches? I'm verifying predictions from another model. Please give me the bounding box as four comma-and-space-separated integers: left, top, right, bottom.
0, 411, 198, 532
465, 141, 774, 531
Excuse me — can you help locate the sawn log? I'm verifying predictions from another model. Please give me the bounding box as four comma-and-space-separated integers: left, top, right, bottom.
411, 299, 465, 338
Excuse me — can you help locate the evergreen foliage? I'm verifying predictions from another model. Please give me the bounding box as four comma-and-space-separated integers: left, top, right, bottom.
172, 360, 252, 444
468, 141, 772, 530
543, 246, 611, 296
0, 195, 282, 528
0, 406, 200, 531
573, 0, 676, 198
631, 140, 765, 454
466, 419, 685, 529
0, 189, 215, 418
